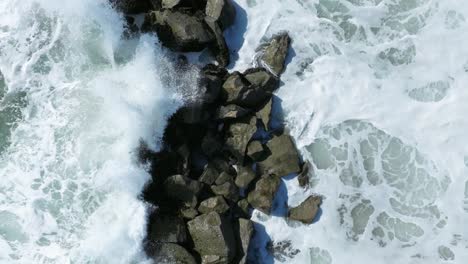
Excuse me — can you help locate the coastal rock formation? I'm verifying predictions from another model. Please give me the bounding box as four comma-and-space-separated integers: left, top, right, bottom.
258, 33, 291, 76
247, 175, 281, 214
257, 134, 301, 177
288, 195, 322, 224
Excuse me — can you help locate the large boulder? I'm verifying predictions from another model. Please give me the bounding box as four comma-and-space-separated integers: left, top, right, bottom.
221, 72, 271, 108
199, 163, 220, 185
198, 196, 230, 214
237, 218, 254, 264
257, 134, 301, 177
256, 98, 273, 130
247, 175, 281, 214
164, 174, 203, 208
187, 212, 237, 263
243, 68, 279, 93
205, 0, 236, 30
146, 242, 197, 264
225, 116, 257, 163
288, 195, 322, 224
258, 33, 291, 76
148, 214, 188, 243
143, 10, 215, 52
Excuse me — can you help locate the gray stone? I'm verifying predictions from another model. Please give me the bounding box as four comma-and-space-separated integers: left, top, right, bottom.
247, 175, 281, 214
246, 140, 267, 161
147, 242, 197, 264
244, 68, 279, 93
164, 175, 203, 208
216, 104, 250, 120
258, 134, 301, 177
288, 195, 321, 224
181, 208, 199, 219
258, 33, 291, 76
256, 98, 273, 130
199, 164, 219, 185
148, 215, 187, 243
211, 180, 239, 202
205, 0, 236, 30
221, 72, 250, 104
234, 166, 257, 189
198, 196, 230, 214
238, 218, 254, 264
225, 116, 257, 163
143, 10, 214, 52
187, 212, 236, 263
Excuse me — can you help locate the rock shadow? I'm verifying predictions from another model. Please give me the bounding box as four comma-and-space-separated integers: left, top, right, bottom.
224, 1, 248, 68
247, 222, 274, 264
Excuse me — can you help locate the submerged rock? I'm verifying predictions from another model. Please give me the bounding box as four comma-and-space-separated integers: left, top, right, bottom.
247, 175, 281, 214
198, 196, 230, 214
258, 33, 291, 76
257, 134, 301, 177
146, 242, 197, 264
187, 212, 237, 263
288, 195, 321, 224
225, 116, 257, 163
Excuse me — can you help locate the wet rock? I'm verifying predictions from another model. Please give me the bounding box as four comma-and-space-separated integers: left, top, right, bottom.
111, 0, 153, 14
164, 174, 203, 208
146, 242, 197, 264
246, 140, 268, 161
258, 33, 291, 76
181, 208, 199, 219
256, 98, 272, 130
143, 10, 215, 52
216, 104, 250, 120
288, 195, 322, 224
234, 165, 257, 189
199, 64, 228, 104
205, 0, 236, 30
198, 196, 230, 214
237, 218, 254, 264
148, 214, 187, 243
243, 68, 279, 93
225, 116, 257, 163
211, 180, 239, 201
297, 161, 311, 188
257, 134, 301, 177
187, 212, 236, 263
247, 175, 281, 214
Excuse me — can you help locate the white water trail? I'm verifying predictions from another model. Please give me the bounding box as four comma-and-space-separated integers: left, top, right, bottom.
0, 0, 195, 263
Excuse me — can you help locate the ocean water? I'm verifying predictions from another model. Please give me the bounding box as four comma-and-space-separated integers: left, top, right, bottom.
0, 0, 197, 263
227, 0, 468, 263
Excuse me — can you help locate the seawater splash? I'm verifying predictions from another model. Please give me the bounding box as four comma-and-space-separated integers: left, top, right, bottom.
230, 0, 468, 263
0, 0, 197, 263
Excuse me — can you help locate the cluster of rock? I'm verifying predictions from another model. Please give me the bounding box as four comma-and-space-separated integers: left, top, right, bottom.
111, 0, 322, 263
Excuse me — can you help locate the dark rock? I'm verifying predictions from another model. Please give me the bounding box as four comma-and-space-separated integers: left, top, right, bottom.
221, 72, 250, 104
205, 0, 236, 30
214, 171, 233, 185
199, 164, 220, 185
177, 103, 210, 124
181, 208, 199, 219
236, 199, 251, 217
216, 104, 250, 120
211, 180, 239, 202
198, 196, 230, 214
110, 0, 153, 14
187, 212, 237, 263
258, 33, 291, 76
225, 116, 257, 163
146, 242, 197, 264
268, 240, 301, 262
143, 10, 215, 52
234, 165, 256, 189
205, 18, 230, 67
199, 64, 228, 104
243, 68, 279, 93
237, 218, 254, 264
257, 134, 301, 177
148, 214, 187, 243
164, 174, 203, 208
246, 140, 267, 161
201, 131, 223, 157
256, 98, 272, 130
297, 161, 311, 188
288, 195, 322, 224
247, 175, 281, 214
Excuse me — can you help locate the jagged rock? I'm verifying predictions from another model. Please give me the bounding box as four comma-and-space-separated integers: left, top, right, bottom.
199, 164, 220, 185
246, 140, 267, 161
247, 175, 281, 214
205, 18, 230, 67
221, 72, 250, 103
181, 208, 199, 219
257, 134, 301, 177
225, 116, 257, 163
146, 242, 197, 264
256, 98, 272, 130
243, 68, 279, 93
216, 104, 250, 120
237, 218, 254, 264
148, 214, 187, 243
143, 10, 215, 52
288, 195, 322, 224
187, 212, 236, 263
164, 174, 203, 208
215, 171, 233, 185
297, 161, 311, 188
110, 0, 154, 14
198, 196, 230, 214
199, 64, 228, 103
234, 166, 256, 189
205, 0, 236, 30
258, 33, 291, 76
211, 180, 239, 201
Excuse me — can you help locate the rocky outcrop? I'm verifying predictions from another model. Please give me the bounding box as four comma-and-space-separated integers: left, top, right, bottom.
257, 134, 301, 177
258, 33, 291, 76
288, 195, 322, 224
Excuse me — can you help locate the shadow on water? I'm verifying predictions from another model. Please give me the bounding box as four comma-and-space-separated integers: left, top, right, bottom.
247, 222, 274, 264
271, 180, 288, 217
224, 1, 248, 68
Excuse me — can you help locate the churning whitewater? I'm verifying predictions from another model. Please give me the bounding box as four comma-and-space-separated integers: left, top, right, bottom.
1, 0, 468, 263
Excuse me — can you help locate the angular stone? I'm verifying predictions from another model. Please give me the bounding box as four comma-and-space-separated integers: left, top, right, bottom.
143, 10, 215, 52
256, 98, 272, 130
288, 195, 322, 224
236, 199, 251, 216
181, 207, 199, 219
164, 175, 203, 208
198, 196, 230, 214
257, 134, 301, 177
244, 68, 279, 93
221, 72, 250, 104
259, 33, 291, 76
216, 104, 250, 120
199, 164, 219, 185
247, 175, 281, 214
234, 166, 256, 189
246, 140, 267, 161
177, 103, 210, 124
146, 242, 197, 264
187, 212, 236, 262
297, 161, 311, 188
199, 64, 228, 104
238, 218, 254, 264
225, 116, 257, 163
148, 214, 187, 243
205, 0, 236, 30
215, 171, 233, 185
211, 180, 239, 202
